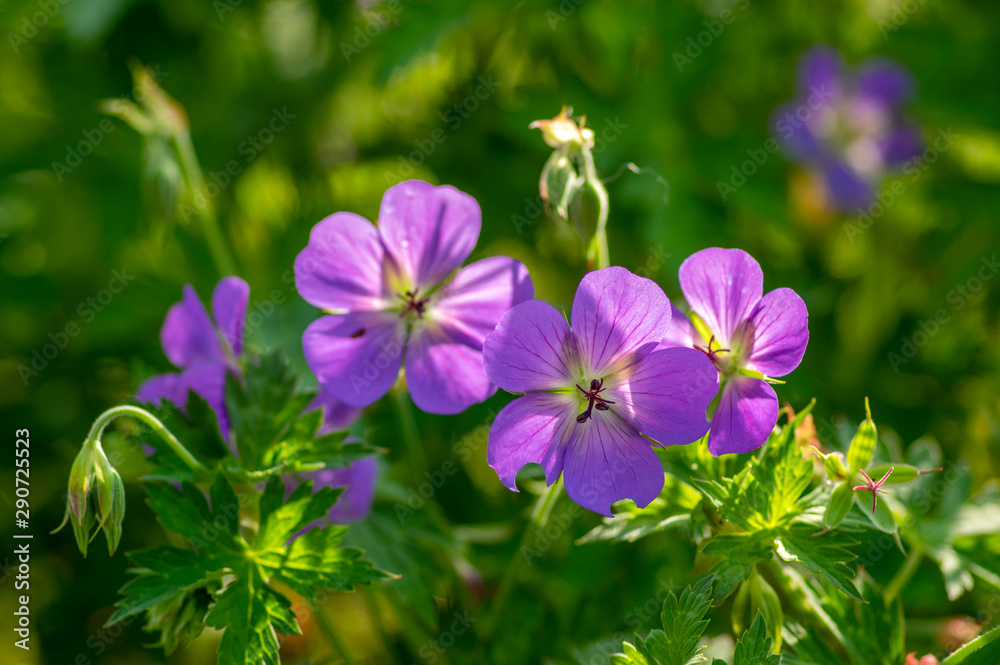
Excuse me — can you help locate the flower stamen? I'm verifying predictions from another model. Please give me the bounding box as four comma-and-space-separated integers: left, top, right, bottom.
576, 378, 615, 423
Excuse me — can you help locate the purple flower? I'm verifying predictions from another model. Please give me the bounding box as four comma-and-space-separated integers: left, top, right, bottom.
482, 267, 719, 516
662, 249, 809, 456
296, 180, 534, 414
136, 277, 249, 439
772, 46, 923, 211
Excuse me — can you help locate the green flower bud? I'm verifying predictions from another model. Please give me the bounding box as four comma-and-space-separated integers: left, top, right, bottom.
569, 174, 608, 244
54, 438, 127, 557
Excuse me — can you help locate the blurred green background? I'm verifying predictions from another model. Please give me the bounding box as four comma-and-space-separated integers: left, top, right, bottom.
1, 0, 999, 663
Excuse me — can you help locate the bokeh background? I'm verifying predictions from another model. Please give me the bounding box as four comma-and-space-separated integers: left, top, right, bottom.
1, 0, 999, 663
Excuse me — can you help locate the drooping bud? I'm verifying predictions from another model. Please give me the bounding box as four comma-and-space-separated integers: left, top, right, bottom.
54, 438, 127, 557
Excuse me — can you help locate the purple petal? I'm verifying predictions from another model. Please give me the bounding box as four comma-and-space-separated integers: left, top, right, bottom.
821, 160, 873, 210
678, 248, 762, 349
571, 267, 671, 377
294, 212, 387, 311
707, 376, 778, 456
307, 457, 378, 524
212, 277, 250, 357
161, 285, 224, 368
303, 312, 405, 407
771, 102, 827, 162
660, 301, 700, 349
613, 347, 717, 445
308, 387, 363, 435
405, 327, 495, 414
432, 256, 534, 350
135, 372, 187, 408
181, 361, 231, 441
797, 46, 843, 100
878, 124, 923, 166
487, 393, 575, 491
855, 59, 915, 108
562, 412, 663, 516
744, 288, 809, 378
378, 181, 480, 291
482, 300, 578, 393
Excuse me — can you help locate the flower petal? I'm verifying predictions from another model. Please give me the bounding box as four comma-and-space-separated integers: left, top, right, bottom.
161, 285, 224, 368
306, 457, 378, 524
303, 312, 405, 407
744, 288, 809, 377
797, 46, 843, 99
308, 387, 364, 435
487, 393, 575, 491
483, 300, 578, 393
562, 412, 663, 516
855, 59, 915, 108
679, 248, 762, 349
135, 372, 187, 408
294, 212, 387, 311
405, 327, 495, 414
571, 266, 671, 377
821, 160, 873, 210
212, 276, 250, 357
613, 347, 717, 445
432, 256, 534, 350
378, 180, 481, 291
878, 125, 923, 167
707, 376, 778, 456
660, 301, 700, 349
771, 102, 827, 162
181, 361, 231, 441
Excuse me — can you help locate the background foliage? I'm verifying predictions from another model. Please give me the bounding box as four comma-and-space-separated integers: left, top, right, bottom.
1, 0, 999, 663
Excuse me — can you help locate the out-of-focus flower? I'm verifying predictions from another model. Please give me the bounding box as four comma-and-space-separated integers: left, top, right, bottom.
296, 180, 533, 414
772, 46, 923, 211
136, 277, 249, 440
54, 438, 126, 557
904, 653, 939, 665
662, 248, 809, 456
483, 267, 718, 515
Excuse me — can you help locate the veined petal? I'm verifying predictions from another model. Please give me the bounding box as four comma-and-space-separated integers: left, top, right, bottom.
570, 267, 671, 377
483, 300, 578, 393
405, 326, 495, 414
378, 180, 480, 291
212, 276, 250, 357
562, 412, 663, 516
432, 256, 534, 350
303, 312, 405, 408
744, 287, 809, 377
487, 393, 575, 491
307, 387, 364, 435
161, 285, 224, 368
707, 376, 778, 456
294, 212, 387, 311
660, 301, 700, 349
135, 372, 187, 409
613, 347, 717, 445
679, 248, 762, 349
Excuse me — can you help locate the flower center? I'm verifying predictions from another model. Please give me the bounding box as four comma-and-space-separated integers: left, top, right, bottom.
575, 378, 615, 424
697, 335, 738, 376
397, 288, 431, 319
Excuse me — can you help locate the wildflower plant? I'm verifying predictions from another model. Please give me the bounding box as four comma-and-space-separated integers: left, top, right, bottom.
56, 68, 1000, 665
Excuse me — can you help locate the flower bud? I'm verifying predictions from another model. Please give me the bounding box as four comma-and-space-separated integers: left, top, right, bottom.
54, 438, 127, 557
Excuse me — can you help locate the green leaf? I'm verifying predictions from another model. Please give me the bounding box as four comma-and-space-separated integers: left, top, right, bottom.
145, 476, 244, 556
700, 533, 775, 603
137, 390, 230, 483
733, 612, 780, 665
646, 575, 714, 665
578, 474, 700, 544
774, 525, 862, 602
254, 476, 342, 551
205, 562, 284, 665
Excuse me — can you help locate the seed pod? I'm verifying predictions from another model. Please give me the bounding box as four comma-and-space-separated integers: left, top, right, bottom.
847, 397, 877, 474
824, 481, 854, 530
855, 490, 898, 534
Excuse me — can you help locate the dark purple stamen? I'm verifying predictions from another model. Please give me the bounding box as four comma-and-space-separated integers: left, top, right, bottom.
398, 289, 430, 319
576, 378, 614, 423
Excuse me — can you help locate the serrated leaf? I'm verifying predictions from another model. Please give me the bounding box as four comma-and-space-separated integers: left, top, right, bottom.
701, 533, 775, 603
255, 476, 342, 551
205, 562, 283, 665
733, 612, 780, 665
145, 476, 244, 556
645, 575, 714, 665
774, 526, 862, 602
579, 474, 700, 544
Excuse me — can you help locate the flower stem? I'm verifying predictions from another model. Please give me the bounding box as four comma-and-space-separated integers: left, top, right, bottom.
87, 405, 207, 478
482, 476, 564, 640
883, 547, 923, 605
393, 387, 428, 485
172, 128, 237, 278
312, 605, 358, 665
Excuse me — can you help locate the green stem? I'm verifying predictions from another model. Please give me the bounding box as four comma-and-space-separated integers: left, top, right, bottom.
940, 622, 1000, 665
393, 387, 428, 485
87, 405, 207, 478
312, 606, 358, 665
884, 547, 923, 605
172, 129, 237, 277
482, 476, 564, 640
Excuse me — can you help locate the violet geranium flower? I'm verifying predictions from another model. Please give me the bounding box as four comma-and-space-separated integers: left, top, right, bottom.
482, 267, 719, 515
136, 277, 249, 439
296, 180, 533, 414
662, 248, 809, 456
771, 45, 923, 211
